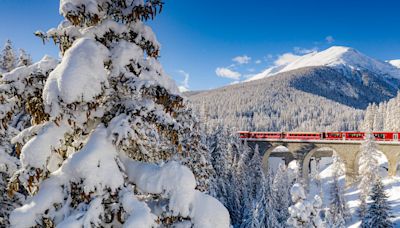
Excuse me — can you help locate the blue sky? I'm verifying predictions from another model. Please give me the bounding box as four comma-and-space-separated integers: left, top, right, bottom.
1, 0, 400, 91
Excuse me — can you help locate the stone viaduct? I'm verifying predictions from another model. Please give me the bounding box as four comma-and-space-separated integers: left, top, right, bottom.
244, 139, 400, 187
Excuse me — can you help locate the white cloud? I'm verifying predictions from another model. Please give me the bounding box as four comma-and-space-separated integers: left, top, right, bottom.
177, 70, 190, 92
293, 46, 318, 55
215, 67, 241, 80
274, 53, 301, 66
255, 59, 262, 64
232, 55, 251, 65
325, 35, 335, 43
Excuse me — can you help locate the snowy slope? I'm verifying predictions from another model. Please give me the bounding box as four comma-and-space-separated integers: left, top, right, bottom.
248, 46, 400, 81
268, 152, 400, 227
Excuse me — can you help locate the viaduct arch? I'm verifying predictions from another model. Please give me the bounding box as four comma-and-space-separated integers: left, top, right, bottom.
246, 139, 400, 188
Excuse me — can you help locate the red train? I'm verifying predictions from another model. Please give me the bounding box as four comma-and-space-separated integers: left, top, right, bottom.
238, 131, 399, 141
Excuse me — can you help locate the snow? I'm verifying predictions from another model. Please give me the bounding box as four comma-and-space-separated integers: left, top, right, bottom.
60, 0, 101, 17
120, 190, 157, 228
10, 174, 65, 227
122, 157, 230, 227
0, 147, 19, 175
1, 55, 57, 94
248, 46, 400, 81
110, 41, 143, 77
12, 125, 230, 227
389, 59, 400, 69
191, 191, 231, 228
43, 38, 109, 115
20, 121, 71, 170
11, 126, 124, 227
65, 126, 125, 193
303, 150, 400, 227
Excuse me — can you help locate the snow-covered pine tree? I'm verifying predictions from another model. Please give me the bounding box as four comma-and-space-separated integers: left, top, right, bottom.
326, 152, 349, 228
9, 0, 228, 227
358, 133, 380, 219
311, 195, 325, 228
1, 40, 16, 73
287, 183, 309, 227
219, 138, 245, 227
241, 145, 278, 228
0, 56, 58, 226
16, 49, 33, 67
229, 141, 253, 226
271, 163, 291, 225
361, 177, 393, 228
208, 125, 231, 202
287, 183, 325, 228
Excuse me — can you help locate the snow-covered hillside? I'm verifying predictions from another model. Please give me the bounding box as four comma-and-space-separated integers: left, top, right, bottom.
271, 152, 400, 227
248, 46, 400, 81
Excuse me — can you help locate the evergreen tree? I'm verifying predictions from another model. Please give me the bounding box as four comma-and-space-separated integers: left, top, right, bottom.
16, 49, 32, 67
8, 0, 228, 227
327, 176, 348, 227
0, 56, 58, 226
326, 152, 349, 228
287, 183, 325, 228
271, 163, 291, 225
358, 133, 380, 219
241, 145, 279, 228
361, 177, 393, 228
287, 183, 309, 227
1, 40, 16, 72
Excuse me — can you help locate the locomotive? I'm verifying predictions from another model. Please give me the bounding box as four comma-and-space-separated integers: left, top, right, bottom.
237, 131, 399, 141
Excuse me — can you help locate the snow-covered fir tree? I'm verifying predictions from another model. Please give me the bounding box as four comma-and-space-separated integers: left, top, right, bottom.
0, 56, 58, 226
311, 195, 325, 228
326, 152, 349, 228
241, 145, 278, 228
207, 131, 282, 228
358, 133, 380, 219
287, 183, 325, 228
230, 141, 253, 226
271, 163, 292, 225
0, 40, 16, 73
208, 125, 234, 204
16, 49, 33, 68
7, 0, 228, 227
361, 177, 393, 228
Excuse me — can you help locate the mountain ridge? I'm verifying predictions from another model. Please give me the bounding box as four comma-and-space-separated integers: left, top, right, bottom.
247, 46, 400, 82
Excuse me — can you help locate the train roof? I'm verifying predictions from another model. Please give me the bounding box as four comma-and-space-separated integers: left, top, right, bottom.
284, 132, 321, 134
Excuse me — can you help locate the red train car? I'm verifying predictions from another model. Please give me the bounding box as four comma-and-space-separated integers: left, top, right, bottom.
238, 131, 250, 139
324, 132, 344, 140
238, 131, 399, 142
344, 132, 365, 140
372, 132, 397, 141
284, 132, 322, 140
246, 132, 283, 139
259, 132, 283, 139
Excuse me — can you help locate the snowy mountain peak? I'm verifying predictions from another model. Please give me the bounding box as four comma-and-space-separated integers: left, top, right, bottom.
248, 46, 400, 81
389, 59, 400, 69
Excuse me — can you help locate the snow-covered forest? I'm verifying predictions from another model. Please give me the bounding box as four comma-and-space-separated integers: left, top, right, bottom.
363, 92, 400, 131
187, 67, 372, 133
203, 125, 399, 227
